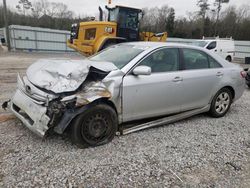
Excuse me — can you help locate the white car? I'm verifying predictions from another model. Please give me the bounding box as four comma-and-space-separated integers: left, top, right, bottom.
192, 37, 235, 62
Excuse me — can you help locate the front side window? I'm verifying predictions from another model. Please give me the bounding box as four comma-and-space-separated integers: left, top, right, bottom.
207, 41, 217, 50
183, 49, 209, 70
139, 48, 179, 73
89, 45, 144, 69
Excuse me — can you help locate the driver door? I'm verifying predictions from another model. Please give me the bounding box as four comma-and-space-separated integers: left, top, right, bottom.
122, 48, 182, 122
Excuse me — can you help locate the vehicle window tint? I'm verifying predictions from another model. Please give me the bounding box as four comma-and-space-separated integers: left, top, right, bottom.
140, 48, 179, 73
208, 55, 222, 68
89, 45, 144, 69
207, 41, 217, 50
183, 49, 209, 70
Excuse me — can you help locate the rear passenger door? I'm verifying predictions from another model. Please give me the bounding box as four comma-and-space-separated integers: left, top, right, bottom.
178, 48, 223, 111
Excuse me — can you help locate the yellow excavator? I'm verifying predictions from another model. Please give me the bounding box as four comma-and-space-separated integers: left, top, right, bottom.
67, 1, 167, 56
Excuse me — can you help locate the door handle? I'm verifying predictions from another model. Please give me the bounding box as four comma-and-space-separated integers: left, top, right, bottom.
216, 72, 224, 77
172, 77, 183, 82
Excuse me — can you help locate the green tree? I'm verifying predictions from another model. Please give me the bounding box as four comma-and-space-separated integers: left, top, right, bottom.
197, 0, 210, 19
203, 17, 211, 36
197, 0, 210, 36
166, 8, 175, 36
214, 0, 230, 34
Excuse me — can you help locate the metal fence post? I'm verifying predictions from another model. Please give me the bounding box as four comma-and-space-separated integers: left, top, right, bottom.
34, 30, 38, 51
3, 0, 11, 51
65, 34, 68, 52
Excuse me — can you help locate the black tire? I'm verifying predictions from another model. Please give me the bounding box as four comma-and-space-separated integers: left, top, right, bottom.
70, 104, 118, 148
209, 88, 233, 118
226, 56, 232, 62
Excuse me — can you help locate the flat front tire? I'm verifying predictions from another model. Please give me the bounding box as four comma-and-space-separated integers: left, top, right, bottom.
209, 88, 233, 118
70, 104, 118, 148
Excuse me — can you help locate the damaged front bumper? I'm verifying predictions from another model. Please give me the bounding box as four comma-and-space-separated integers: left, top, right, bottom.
10, 89, 50, 137
6, 73, 115, 138
8, 74, 54, 137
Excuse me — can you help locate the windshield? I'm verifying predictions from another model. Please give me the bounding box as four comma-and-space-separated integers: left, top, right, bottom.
191, 41, 208, 47
89, 45, 144, 69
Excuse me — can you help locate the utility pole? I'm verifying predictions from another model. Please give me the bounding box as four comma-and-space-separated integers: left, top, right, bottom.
3, 0, 11, 51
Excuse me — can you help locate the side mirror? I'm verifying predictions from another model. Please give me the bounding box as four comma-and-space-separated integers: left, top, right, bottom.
133, 66, 151, 76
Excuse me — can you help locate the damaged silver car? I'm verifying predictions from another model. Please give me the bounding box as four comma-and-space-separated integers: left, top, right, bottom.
3, 42, 245, 148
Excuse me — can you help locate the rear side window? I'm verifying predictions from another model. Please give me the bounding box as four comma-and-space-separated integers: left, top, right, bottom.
183, 49, 209, 70
208, 56, 222, 68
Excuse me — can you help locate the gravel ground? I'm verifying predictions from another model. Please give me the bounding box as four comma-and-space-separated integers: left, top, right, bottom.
0, 52, 250, 187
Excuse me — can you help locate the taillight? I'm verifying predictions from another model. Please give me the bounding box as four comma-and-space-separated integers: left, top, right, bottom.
240, 71, 247, 78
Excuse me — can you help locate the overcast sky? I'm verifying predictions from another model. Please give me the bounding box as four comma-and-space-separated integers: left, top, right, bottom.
2, 0, 250, 17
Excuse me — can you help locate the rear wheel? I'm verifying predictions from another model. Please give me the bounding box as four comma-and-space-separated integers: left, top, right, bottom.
209, 88, 233, 118
70, 104, 118, 148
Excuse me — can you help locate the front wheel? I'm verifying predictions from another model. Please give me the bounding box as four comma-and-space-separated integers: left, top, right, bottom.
209, 88, 233, 118
70, 104, 118, 148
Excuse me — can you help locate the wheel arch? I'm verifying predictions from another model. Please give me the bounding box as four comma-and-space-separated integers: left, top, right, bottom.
209, 85, 236, 105
222, 86, 235, 99
90, 98, 118, 115
53, 97, 118, 135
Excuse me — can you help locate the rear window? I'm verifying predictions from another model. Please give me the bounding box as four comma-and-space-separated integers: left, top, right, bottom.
89, 45, 144, 69
208, 56, 222, 68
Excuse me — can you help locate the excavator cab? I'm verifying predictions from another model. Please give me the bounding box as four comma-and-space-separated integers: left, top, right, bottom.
106, 5, 142, 41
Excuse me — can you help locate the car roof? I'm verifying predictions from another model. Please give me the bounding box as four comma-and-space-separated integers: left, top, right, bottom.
123, 41, 203, 50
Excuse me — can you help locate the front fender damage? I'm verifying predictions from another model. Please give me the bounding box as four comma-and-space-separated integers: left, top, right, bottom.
53, 82, 112, 134
4, 59, 121, 138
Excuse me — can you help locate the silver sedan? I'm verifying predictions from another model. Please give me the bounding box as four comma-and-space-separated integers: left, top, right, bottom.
5, 42, 246, 148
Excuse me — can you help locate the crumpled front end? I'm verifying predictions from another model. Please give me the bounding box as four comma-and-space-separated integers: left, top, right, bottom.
6, 59, 121, 138
10, 74, 56, 137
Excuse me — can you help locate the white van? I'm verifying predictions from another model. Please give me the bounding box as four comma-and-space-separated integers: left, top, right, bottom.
192, 37, 235, 62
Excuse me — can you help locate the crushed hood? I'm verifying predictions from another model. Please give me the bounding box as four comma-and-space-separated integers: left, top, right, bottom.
26, 59, 118, 93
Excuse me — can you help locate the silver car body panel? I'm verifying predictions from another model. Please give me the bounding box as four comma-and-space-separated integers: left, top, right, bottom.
122, 71, 182, 122
8, 42, 245, 137
120, 42, 245, 122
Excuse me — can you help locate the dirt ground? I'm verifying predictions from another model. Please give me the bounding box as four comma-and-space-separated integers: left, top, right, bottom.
0, 52, 250, 187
